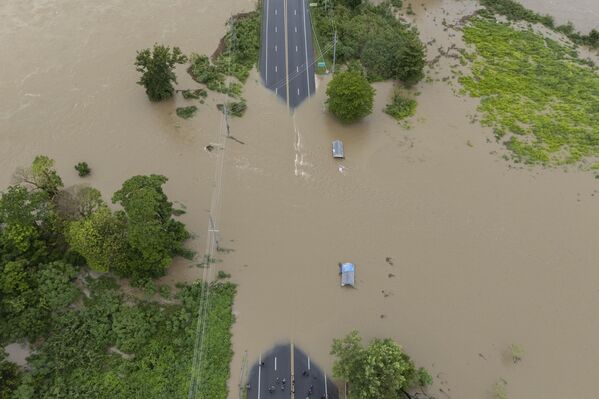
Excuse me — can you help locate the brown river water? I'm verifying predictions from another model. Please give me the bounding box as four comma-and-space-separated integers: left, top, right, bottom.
2, 1, 599, 398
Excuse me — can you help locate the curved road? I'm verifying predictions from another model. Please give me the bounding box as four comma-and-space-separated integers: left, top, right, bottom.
260, 0, 316, 108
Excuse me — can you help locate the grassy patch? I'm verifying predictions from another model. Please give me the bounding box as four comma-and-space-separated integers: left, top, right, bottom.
176, 105, 198, 119
460, 18, 599, 165
384, 92, 417, 121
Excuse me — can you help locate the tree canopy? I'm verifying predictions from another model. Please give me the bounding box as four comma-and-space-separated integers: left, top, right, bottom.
312, 1, 426, 85
331, 331, 432, 399
135, 44, 187, 101
111, 175, 190, 278
326, 71, 375, 123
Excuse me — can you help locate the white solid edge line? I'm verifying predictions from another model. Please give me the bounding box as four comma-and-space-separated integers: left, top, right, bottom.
257, 354, 262, 399
325, 373, 328, 399
265, 0, 269, 85
274, 356, 277, 371
302, 0, 310, 96
308, 357, 311, 370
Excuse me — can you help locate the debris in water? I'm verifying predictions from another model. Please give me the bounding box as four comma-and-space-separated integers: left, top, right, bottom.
380, 314, 386, 319
388, 273, 395, 278
205, 144, 215, 152
385, 257, 394, 266
338, 164, 347, 173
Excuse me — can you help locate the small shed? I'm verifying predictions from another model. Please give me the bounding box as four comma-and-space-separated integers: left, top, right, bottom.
332, 140, 344, 159
339, 262, 355, 287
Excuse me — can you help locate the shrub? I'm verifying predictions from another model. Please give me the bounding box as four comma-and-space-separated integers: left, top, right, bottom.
384, 92, 417, 120
74, 162, 91, 177
181, 89, 208, 99
217, 270, 231, 279
217, 99, 247, 117
176, 106, 198, 119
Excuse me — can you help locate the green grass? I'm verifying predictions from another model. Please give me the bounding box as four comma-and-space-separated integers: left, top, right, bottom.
460, 18, 599, 165
217, 99, 247, 117
176, 105, 198, 119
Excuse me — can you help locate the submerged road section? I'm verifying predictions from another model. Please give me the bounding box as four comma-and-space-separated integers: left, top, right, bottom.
260, 0, 316, 108
246, 343, 338, 399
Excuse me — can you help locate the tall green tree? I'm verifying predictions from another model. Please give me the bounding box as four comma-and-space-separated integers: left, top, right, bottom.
135, 44, 188, 101
326, 71, 375, 123
66, 206, 128, 273
112, 175, 190, 278
394, 34, 426, 86
331, 331, 432, 399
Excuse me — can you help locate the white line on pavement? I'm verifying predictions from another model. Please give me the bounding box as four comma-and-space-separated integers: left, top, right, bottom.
297, 88, 300, 95
325, 373, 328, 399
296, 45, 298, 52
302, 0, 310, 96
275, 45, 277, 52
307, 357, 311, 370
265, 0, 269, 85
275, 65, 278, 72
258, 354, 262, 399
274, 357, 277, 371
275, 26, 278, 32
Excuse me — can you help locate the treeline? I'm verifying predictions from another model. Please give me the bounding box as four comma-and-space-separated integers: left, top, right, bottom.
479, 0, 599, 48
313, 0, 426, 85
0, 156, 236, 398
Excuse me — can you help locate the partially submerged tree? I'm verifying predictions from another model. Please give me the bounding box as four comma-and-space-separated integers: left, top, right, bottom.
112, 175, 190, 278
135, 44, 187, 101
326, 71, 375, 123
331, 331, 432, 399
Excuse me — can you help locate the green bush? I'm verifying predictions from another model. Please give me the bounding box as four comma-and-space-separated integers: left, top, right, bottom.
74, 162, 91, 177
217, 99, 247, 117
384, 92, 417, 121
176, 105, 198, 119
182, 89, 208, 99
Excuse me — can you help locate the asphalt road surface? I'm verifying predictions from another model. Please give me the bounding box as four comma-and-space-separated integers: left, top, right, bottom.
246, 343, 338, 399
260, 0, 316, 108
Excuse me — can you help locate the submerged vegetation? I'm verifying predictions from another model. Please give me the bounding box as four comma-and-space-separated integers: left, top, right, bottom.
384, 92, 417, 121
217, 99, 247, 117
177, 105, 199, 119
460, 18, 599, 165
331, 331, 432, 398
479, 0, 599, 48
135, 44, 188, 101
0, 156, 236, 398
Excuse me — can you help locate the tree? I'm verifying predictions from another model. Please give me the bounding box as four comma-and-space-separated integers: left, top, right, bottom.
14, 155, 63, 198
112, 175, 190, 278
0, 186, 50, 257
326, 71, 375, 123
330, 331, 432, 399
394, 34, 426, 86
0, 351, 21, 398
135, 44, 188, 101
66, 206, 128, 273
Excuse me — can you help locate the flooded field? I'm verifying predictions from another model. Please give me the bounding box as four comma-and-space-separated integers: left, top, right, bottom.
1, 0, 599, 398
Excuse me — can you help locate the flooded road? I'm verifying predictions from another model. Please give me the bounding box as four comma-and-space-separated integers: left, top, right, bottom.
2, 1, 599, 398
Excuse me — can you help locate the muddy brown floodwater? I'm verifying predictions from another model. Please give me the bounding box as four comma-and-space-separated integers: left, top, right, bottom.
1, 0, 599, 398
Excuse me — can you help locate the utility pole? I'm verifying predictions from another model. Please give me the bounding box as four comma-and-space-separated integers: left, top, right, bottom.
332, 30, 337, 74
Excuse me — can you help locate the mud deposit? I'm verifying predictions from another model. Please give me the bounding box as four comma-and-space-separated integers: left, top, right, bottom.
1, 1, 598, 399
